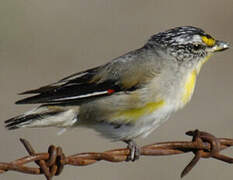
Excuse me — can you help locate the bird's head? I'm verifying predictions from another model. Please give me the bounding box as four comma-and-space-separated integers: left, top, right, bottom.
147, 26, 229, 70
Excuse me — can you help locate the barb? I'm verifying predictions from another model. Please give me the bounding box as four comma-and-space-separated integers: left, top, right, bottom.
0, 130, 232, 180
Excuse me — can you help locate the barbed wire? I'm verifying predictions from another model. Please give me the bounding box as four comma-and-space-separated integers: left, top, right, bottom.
0, 130, 232, 180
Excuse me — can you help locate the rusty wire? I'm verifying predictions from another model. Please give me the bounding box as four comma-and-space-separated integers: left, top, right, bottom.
0, 130, 233, 180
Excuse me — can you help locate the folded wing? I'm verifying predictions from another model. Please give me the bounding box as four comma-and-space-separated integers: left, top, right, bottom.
16, 48, 160, 105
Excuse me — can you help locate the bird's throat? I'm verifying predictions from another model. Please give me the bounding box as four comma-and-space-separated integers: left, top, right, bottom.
181, 54, 212, 107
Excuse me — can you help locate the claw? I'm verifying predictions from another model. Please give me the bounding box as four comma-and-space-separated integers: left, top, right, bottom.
124, 140, 140, 161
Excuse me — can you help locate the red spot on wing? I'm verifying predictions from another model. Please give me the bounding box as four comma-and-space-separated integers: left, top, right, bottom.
107, 89, 115, 94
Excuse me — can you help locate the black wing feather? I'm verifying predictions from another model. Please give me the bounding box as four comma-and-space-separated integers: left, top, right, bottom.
16, 80, 121, 104
19, 67, 99, 95
16, 66, 124, 105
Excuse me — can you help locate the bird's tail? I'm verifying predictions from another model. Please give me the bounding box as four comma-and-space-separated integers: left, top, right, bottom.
5, 106, 78, 130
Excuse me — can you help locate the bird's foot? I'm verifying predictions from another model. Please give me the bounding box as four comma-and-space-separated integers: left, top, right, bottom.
124, 140, 140, 161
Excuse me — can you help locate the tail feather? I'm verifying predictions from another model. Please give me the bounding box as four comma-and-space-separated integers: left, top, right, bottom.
5, 107, 78, 130
5, 114, 41, 130
5, 112, 61, 130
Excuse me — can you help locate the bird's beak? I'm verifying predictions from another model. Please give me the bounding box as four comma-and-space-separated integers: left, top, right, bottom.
208, 40, 230, 52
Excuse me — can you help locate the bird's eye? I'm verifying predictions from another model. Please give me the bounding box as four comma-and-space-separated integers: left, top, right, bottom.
193, 44, 202, 51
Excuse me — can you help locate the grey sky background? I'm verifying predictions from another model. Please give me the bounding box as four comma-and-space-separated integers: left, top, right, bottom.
0, 0, 233, 179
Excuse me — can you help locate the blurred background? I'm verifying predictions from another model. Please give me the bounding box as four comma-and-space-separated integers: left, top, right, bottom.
0, 0, 232, 179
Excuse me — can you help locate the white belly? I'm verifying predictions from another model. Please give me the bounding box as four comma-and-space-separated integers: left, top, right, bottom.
90, 103, 174, 141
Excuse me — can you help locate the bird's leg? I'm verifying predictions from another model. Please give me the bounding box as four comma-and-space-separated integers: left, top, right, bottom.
124, 139, 140, 161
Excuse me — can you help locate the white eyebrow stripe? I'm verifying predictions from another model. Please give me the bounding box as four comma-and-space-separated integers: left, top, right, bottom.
51, 91, 109, 101
192, 35, 202, 42
175, 34, 202, 44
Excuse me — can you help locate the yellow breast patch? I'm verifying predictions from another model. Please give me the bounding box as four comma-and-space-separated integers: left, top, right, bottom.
181, 53, 213, 106
182, 70, 197, 105
113, 100, 165, 122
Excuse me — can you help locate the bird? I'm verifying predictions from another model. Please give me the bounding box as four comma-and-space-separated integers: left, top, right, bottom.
5, 26, 229, 160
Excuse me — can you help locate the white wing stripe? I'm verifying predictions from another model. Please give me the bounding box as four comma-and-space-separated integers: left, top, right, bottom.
52, 91, 108, 101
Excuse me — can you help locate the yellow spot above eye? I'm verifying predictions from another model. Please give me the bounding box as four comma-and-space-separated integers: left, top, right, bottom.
114, 100, 165, 122
201, 36, 216, 46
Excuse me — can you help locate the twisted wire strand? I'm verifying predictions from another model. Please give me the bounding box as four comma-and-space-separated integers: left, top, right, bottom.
0, 130, 232, 180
